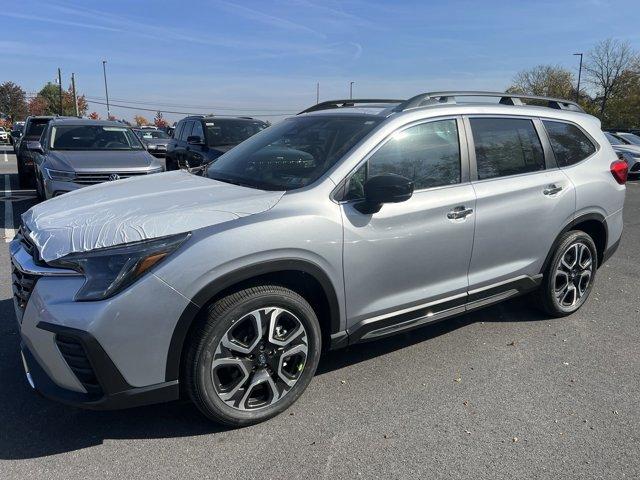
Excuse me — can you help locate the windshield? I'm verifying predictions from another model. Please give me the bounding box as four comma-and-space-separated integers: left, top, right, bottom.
50, 125, 145, 151
206, 115, 382, 191
617, 133, 640, 146
140, 130, 169, 139
205, 119, 267, 147
604, 132, 623, 145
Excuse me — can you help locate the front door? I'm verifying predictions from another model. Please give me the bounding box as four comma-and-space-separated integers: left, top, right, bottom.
341, 118, 476, 338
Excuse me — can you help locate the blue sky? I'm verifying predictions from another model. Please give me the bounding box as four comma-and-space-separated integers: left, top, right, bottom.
2, 0, 639, 123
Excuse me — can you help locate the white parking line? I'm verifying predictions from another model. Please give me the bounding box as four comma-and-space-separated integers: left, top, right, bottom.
3, 149, 8, 162
4, 174, 14, 243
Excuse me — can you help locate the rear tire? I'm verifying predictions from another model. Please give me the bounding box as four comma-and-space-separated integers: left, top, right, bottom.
534, 230, 598, 317
184, 285, 321, 426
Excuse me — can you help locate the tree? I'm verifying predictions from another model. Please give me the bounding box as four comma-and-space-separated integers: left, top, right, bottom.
584, 38, 637, 117
33, 82, 89, 116
0, 81, 28, 121
108, 115, 117, 121
28, 96, 49, 116
507, 65, 575, 99
154, 111, 168, 128
134, 115, 149, 126
88, 111, 100, 120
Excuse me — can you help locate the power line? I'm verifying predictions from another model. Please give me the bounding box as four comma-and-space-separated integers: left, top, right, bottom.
85, 96, 296, 112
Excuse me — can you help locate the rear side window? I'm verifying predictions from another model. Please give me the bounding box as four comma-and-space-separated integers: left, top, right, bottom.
543, 120, 596, 167
470, 118, 545, 180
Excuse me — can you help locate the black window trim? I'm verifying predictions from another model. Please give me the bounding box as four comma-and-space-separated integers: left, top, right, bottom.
539, 117, 600, 169
333, 115, 470, 203
464, 114, 553, 183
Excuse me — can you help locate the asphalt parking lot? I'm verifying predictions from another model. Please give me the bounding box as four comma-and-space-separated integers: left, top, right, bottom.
0, 143, 638, 479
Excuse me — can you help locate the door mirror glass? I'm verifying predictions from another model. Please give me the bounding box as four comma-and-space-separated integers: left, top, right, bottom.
26, 141, 44, 154
187, 135, 204, 145
356, 174, 413, 213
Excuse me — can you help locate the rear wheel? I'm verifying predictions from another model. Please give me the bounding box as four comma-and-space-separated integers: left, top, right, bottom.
535, 231, 597, 317
184, 285, 321, 426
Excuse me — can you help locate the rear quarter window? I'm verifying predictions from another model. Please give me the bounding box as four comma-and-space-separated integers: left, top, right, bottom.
543, 120, 596, 167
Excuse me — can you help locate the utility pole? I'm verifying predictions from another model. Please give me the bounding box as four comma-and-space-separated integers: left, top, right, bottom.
573, 53, 583, 103
316, 82, 320, 104
71, 73, 79, 117
102, 60, 111, 118
57, 68, 63, 115
349, 81, 354, 99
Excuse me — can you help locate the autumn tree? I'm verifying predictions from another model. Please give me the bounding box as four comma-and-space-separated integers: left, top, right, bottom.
0, 81, 28, 121
134, 115, 149, 126
28, 96, 49, 116
88, 112, 100, 120
507, 65, 575, 99
32, 82, 89, 116
584, 38, 637, 117
154, 111, 168, 128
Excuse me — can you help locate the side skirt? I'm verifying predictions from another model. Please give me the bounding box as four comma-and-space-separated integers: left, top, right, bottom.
342, 275, 542, 346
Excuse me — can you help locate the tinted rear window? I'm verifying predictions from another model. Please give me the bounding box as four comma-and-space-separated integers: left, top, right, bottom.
26, 120, 49, 138
470, 118, 545, 180
543, 121, 596, 166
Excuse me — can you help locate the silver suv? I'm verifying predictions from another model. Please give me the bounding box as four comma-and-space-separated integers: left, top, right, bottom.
10, 92, 627, 426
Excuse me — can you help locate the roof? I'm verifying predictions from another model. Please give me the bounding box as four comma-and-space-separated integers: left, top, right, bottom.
48, 118, 132, 127
181, 115, 266, 122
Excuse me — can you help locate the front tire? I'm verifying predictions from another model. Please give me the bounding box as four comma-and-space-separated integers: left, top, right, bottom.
184, 285, 321, 426
535, 231, 597, 317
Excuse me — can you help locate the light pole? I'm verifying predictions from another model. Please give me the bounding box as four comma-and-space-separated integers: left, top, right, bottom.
71, 73, 79, 117
316, 82, 320, 104
573, 53, 583, 103
57, 68, 63, 115
102, 60, 111, 118
349, 81, 354, 99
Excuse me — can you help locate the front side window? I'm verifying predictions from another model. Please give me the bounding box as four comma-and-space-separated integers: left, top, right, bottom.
204, 119, 267, 147
207, 115, 381, 191
347, 119, 461, 199
191, 121, 205, 140
179, 121, 194, 141
470, 117, 545, 180
50, 125, 144, 151
543, 120, 596, 167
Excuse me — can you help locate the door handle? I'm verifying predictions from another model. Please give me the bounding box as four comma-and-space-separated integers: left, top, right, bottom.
447, 206, 474, 220
543, 184, 563, 196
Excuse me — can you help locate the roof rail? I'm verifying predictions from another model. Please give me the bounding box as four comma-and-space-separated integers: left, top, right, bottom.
298, 99, 403, 115
395, 91, 584, 113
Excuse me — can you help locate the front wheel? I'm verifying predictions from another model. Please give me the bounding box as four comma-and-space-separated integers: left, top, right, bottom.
535, 231, 597, 317
184, 285, 321, 426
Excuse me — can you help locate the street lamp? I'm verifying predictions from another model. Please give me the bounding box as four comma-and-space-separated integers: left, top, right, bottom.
573, 53, 583, 103
349, 81, 354, 99
102, 60, 111, 118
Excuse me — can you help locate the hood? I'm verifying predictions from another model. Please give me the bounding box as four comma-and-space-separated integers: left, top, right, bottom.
47, 149, 159, 171
22, 170, 285, 262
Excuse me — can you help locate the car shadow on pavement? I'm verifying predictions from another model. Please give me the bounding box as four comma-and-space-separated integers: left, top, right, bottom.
0, 296, 549, 460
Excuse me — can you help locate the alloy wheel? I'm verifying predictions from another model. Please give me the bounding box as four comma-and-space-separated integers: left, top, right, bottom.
553, 242, 594, 308
211, 307, 308, 411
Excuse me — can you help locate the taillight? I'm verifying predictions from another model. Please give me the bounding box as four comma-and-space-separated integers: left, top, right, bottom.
610, 160, 628, 185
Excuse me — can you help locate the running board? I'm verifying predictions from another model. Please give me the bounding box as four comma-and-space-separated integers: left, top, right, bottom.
347, 275, 542, 344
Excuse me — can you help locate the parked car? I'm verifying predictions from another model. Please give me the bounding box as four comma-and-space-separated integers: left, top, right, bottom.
610, 131, 640, 146
23, 118, 163, 200
137, 129, 171, 158
11, 92, 626, 426
0, 127, 8, 144
166, 115, 268, 171
10, 121, 25, 147
604, 132, 640, 177
16, 116, 56, 187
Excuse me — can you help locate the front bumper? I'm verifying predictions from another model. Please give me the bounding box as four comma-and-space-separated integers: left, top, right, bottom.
10, 239, 190, 410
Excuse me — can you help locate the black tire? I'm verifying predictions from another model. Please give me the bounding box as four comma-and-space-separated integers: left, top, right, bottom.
535, 230, 598, 317
184, 285, 322, 426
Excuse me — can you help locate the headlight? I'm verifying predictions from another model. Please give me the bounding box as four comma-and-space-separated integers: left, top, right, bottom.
46, 168, 76, 182
49, 233, 190, 301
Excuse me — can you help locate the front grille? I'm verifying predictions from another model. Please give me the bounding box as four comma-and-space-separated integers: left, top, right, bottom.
74, 171, 152, 185
11, 263, 39, 314
55, 335, 103, 395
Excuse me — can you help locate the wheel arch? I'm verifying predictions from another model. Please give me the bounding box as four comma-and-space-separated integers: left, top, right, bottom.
541, 212, 608, 276
165, 259, 342, 382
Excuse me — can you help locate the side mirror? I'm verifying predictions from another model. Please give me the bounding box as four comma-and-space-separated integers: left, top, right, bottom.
187, 135, 204, 145
26, 141, 44, 154
356, 174, 414, 214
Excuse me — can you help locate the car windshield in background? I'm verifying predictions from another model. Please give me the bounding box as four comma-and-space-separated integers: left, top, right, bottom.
604, 132, 624, 145
617, 133, 640, 146
205, 120, 267, 147
206, 115, 382, 191
141, 130, 170, 139
50, 125, 144, 151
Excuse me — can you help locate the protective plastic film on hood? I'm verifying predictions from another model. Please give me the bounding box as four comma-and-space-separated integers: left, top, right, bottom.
22, 170, 284, 262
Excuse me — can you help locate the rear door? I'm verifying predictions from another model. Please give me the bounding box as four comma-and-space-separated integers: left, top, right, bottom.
465, 116, 576, 291
341, 117, 477, 337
